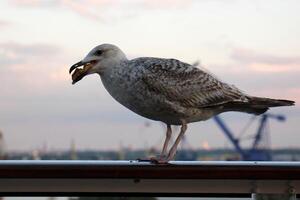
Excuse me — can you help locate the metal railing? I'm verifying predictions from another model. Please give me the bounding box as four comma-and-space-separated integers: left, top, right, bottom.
0, 160, 299, 198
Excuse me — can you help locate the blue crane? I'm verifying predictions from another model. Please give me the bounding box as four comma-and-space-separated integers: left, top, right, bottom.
213, 113, 286, 161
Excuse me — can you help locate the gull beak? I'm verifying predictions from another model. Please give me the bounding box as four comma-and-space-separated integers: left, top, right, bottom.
69, 60, 96, 84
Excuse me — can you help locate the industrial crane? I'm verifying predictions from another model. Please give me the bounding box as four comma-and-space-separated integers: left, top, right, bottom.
213, 113, 286, 161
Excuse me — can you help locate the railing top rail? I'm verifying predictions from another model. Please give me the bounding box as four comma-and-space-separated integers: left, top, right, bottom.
1, 160, 300, 166
0, 160, 300, 179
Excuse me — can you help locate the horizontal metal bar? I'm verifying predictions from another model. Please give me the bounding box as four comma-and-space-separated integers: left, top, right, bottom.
0, 160, 299, 196
0, 160, 300, 179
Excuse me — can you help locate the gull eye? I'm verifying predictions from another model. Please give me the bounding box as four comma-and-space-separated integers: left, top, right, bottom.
94, 50, 103, 56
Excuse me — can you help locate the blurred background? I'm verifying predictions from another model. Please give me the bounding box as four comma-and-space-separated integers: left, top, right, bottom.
0, 0, 299, 162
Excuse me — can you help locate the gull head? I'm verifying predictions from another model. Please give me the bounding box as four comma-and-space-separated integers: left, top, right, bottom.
69, 43, 127, 84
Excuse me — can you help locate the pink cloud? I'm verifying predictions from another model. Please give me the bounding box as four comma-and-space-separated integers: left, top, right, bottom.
0, 42, 60, 66
10, 0, 58, 7
230, 48, 300, 73
10, 0, 195, 21
249, 63, 300, 73
0, 19, 9, 28
0, 42, 69, 93
231, 48, 300, 65
11, 0, 122, 21
59, 0, 114, 21
137, 0, 195, 9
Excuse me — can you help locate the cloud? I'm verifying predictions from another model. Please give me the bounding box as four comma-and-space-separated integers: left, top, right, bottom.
230, 48, 300, 72
11, 0, 194, 9
206, 47, 300, 108
0, 42, 59, 65
0, 19, 9, 29
136, 0, 195, 10
0, 42, 70, 97
10, 0, 196, 21
10, 0, 59, 7
231, 48, 300, 65
10, 0, 113, 20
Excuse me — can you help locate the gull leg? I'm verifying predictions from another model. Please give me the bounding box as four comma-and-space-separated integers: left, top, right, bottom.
148, 124, 172, 164
160, 124, 172, 158
166, 120, 188, 161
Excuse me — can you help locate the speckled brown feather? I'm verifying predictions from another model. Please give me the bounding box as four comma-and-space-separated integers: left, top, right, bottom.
140, 58, 248, 109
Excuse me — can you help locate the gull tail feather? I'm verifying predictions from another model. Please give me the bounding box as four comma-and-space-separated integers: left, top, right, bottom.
221, 97, 295, 115
249, 96, 295, 108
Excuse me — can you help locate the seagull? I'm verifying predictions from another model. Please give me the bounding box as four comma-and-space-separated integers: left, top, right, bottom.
69, 44, 294, 163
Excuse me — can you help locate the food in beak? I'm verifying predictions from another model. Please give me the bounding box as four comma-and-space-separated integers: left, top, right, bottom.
70, 62, 93, 84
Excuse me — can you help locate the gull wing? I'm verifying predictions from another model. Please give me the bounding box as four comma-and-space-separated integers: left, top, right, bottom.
140, 58, 248, 108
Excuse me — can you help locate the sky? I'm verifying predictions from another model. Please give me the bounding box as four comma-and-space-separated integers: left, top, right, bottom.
0, 0, 299, 152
